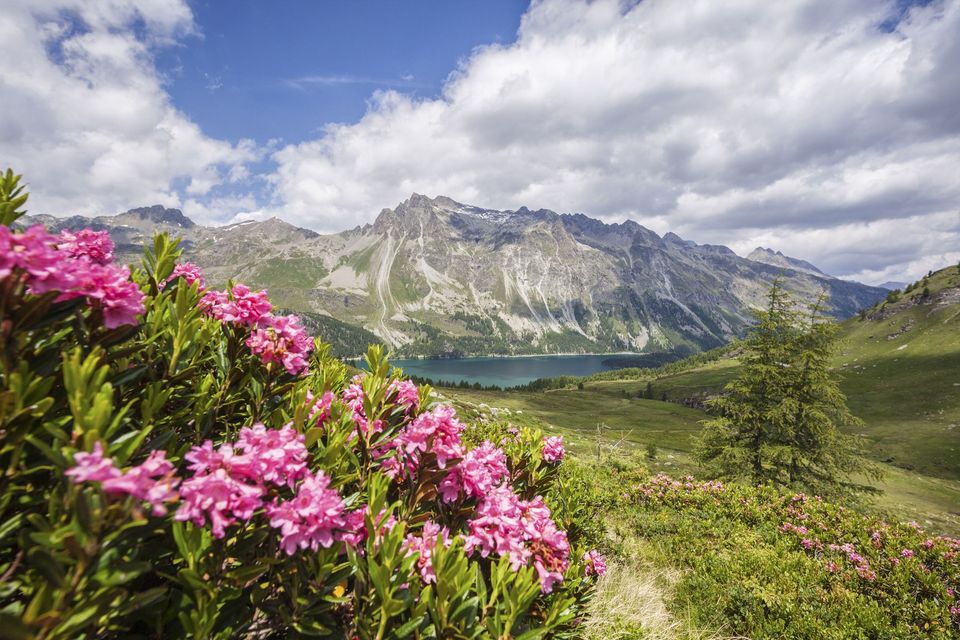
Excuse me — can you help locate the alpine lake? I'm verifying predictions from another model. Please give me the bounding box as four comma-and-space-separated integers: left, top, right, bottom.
367, 352, 682, 388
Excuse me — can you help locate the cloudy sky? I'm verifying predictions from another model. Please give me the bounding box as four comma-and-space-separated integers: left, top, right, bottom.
2, 0, 958, 285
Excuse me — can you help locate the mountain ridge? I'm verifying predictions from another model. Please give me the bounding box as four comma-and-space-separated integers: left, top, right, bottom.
23, 194, 887, 357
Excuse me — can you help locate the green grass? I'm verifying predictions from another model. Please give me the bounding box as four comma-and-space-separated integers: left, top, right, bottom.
449, 387, 707, 454
249, 254, 328, 290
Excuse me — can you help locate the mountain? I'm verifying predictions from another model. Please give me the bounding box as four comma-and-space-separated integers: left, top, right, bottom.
746, 246, 830, 277
877, 281, 908, 291
24, 195, 886, 356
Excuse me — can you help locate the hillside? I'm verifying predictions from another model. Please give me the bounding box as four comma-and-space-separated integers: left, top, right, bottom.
442, 264, 960, 533
638, 265, 960, 480
25, 195, 885, 358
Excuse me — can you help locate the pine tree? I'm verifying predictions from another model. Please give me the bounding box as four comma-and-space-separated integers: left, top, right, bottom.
695, 281, 881, 498
695, 279, 800, 484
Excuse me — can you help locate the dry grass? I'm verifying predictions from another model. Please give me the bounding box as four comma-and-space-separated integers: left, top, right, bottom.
580, 537, 747, 640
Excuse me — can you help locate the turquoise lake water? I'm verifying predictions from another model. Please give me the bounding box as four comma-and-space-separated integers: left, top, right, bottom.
383, 354, 659, 388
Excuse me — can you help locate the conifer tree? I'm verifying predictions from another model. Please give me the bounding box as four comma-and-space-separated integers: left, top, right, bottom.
695, 280, 881, 498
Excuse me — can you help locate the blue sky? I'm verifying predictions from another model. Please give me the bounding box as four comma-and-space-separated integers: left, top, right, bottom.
2, 0, 958, 285
157, 1, 527, 144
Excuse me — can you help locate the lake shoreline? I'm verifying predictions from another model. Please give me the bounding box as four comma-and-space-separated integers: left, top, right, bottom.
357, 352, 684, 388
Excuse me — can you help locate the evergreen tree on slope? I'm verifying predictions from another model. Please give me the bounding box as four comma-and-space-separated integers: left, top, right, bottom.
695, 280, 881, 499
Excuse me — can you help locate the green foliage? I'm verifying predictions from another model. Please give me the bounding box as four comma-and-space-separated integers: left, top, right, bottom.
288, 309, 382, 358
0, 168, 29, 226
695, 281, 881, 499
626, 476, 960, 639
0, 178, 600, 638
645, 443, 658, 461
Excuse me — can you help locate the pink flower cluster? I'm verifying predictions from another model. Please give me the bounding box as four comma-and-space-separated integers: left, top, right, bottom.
306, 390, 336, 424
201, 283, 272, 326
463, 485, 570, 592
388, 379, 420, 414
163, 262, 205, 290
355, 392, 573, 593
342, 375, 383, 435
827, 542, 876, 581
266, 470, 366, 555
58, 229, 114, 264
378, 404, 465, 480
542, 436, 565, 463
637, 473, 725, 500
199, 282, 314, 376
67, 425, 367, 551
583, 549, 607, 576
439, 441, 509, 502
246, 313, 314, 375
176, 424, 309, 538
403, 521, 451, 583
65, 443, 179, 516
339, 378, 419, 438
1, 225, 144, 328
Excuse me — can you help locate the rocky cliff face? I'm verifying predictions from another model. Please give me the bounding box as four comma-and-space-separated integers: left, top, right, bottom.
25, 195, 887, 356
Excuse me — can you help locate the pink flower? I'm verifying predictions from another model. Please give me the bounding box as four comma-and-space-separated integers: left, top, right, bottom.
542, 436, 565, 463
338, 507, 368, 547
900, 548, 914, 558
463, 485, 570, 593
439, 441, 509, 503
583, 550, 607, 576
2, 225, 143, 328
64, 442, 120, 484
388, 379, 420, 414
163, 262, 205, 291
378, 404, 465, 480
101, 450, 180, 516
403, 521, 451, 584
266, 470, 351, 555
184, 424, 307, 488
201, 284, 272, 326
58, 229, 114, 264
65, 442, 121, 483
341, 375, 383, 436
246, 313, 314, 375
176, 468, 264, 538
0, 226, 14, 280
61, 261, 145, 328
306, 390, 336, 424
4, 225, 74, 294
67, 445, 179, 516
236, 423, 308, 488
403, 405, 464, 468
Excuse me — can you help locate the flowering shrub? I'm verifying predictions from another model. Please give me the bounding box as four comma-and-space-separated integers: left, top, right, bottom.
629, 473, 960, 638
0, 174, 602, 639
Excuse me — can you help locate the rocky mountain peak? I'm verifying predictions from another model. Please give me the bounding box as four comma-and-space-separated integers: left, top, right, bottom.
746, 246, 829, 278
123, 205, 195, 228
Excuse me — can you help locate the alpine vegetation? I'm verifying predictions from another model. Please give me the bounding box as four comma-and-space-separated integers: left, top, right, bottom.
0, 171, 604, 638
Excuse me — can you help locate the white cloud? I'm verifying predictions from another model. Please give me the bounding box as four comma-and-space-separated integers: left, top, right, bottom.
267, 0, 960, 283
0, 0, 257, 220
